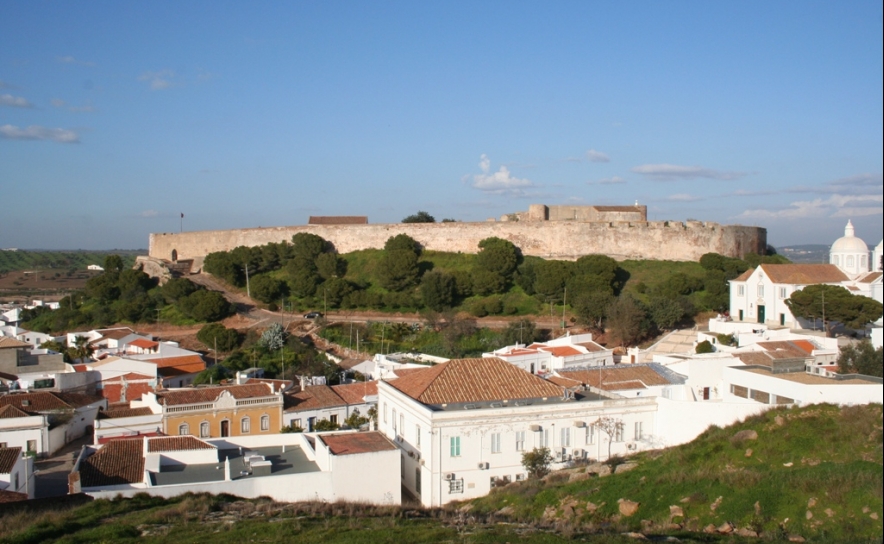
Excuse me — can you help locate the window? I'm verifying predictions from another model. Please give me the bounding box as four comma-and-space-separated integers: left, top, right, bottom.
847, 255, 855, 268
200, 421, 210, 438
738, 285, 745, 296
383, 403, 387, 423
450, 436, 461, 457
178, 424, 189, 435
560, 428, 570, 448
241, 417, 251, 434
448, 478, 464, 494
634, 421, 644, 441
392, 409, 397, 431
861, 255, 867, 268
779, 287, 787, 299
330, 414, 338, 425
292, 418, 302, 429
415, 468, 422, 493
260, 415, 270, 431
491, 433, 501, 454
415, 424, 421, 447
542, 429, 550, 448
515, 473, 527, 481
614, 423, 624, 442
515, 431, 526, 452
586, 425, 595, 445
757, 285, 764, 297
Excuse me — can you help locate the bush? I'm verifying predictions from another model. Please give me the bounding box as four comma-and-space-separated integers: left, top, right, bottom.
522, 447, 552, 479
696, 340, 715, 354
197, 323, 242, 352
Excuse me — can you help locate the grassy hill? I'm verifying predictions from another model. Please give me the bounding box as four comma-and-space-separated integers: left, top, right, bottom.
0, 250, 143, 273
1, 404, 880, 543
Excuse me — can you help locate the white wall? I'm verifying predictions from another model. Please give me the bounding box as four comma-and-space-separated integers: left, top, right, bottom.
94, 413, 163, 442
0, 415, 47, 455
723, 367, 884, 406
655, 397, 769, 447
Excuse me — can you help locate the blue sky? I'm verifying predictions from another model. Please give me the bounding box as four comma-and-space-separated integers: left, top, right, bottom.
1, 1, 882, 250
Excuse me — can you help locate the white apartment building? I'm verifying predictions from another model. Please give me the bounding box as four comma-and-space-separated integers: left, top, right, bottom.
483, 333, 613, 375
377, 357, 658, 507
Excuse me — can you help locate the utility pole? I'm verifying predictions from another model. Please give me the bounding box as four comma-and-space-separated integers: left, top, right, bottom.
562, 287, 567, 330
244, 263, 251, 299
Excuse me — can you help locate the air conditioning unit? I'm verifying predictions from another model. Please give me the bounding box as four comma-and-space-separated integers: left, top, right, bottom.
444, 473, 456, 481
572, 448, 584, 458
477, 462, 489, 470
627, 443, 637, 451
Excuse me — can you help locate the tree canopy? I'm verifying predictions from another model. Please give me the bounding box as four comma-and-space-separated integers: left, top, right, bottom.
402, 211, 435, 223
785, 284, 883, 337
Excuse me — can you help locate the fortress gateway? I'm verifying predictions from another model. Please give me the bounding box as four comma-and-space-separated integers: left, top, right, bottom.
147, 204, 766, 271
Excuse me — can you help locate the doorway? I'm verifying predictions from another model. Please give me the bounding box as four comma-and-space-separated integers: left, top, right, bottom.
220, 420, 230, 437
757, 305, 765, 324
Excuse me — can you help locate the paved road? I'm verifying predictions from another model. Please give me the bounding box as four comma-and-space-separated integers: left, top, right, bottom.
34, 435, 92, 498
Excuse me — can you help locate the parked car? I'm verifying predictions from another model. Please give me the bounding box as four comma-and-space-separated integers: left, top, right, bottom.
303, 311, 323, 319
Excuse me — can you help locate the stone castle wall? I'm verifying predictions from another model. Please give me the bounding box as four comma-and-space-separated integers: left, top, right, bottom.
149, 220, 766, 268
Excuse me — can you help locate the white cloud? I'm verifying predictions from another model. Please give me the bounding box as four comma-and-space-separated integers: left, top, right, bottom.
666, 193, 704, 202
57, 56, 95, 67
0, 94, 33, 108
592, 176, 626, 185
631, 163, 746, 181
740, 194, 882, 219
468, 154, 534, 195
586, 149, 610, 163
139, 70, 175, 90
0, 124, 79, 143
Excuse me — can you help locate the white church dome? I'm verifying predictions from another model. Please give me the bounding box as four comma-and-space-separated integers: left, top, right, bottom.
831, 220, 869, 253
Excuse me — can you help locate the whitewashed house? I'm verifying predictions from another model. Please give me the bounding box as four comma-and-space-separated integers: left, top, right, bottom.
484, 333, 613, 375
0, 446, 35, 499
377, 357, 658, 507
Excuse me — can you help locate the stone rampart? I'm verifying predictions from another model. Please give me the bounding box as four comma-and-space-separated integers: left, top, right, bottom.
149, 221, 766, 266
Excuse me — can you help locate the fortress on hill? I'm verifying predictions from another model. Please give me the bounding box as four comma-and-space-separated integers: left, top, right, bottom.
147, 203, 766, 272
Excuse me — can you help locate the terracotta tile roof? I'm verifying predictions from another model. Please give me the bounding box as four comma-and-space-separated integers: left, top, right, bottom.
497, 348, 539, 357
758, 264, 848, 285
73, 364, 89, 372
0, 404, 30, 419
0, 489, 27, 503
79, 440, 144, 487
244, 378, 293, 393
790, 340, 817, 354
556, 365, 673, 391
96, 328, 135, 340
0, 337, 29, 349
390, 368, 429, 378
128, 338, 159, 349
147, 436, 215, 453
104, 372, 155, 382
0, 392, 72, 412
148, 355, 207, 377
756, 341, 814, 360
331, 381, 378, 405
0, 447, 21, 473
858, 271, 883, 283
97, 407, 155, 420
55, 392, 105, 408
575, 341, 607, 353
308, 216, 368, 225
284, 385, 346, 412
387, 358, 564, 405
156, 383, 274, 406
540, 346, 582, 357
732, 269, 754, 282
546, 375, 580, 388
319, 431, 397, 456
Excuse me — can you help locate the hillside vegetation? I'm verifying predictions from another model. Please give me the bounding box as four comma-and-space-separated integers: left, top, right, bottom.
0, 250, 141, 274
1, 404, 880, 543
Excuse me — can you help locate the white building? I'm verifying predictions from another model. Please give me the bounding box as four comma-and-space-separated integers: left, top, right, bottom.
723, 365, 883, 406
0, 391, 106, 456
830, 220, 871, 278
377, 357, 658, 507
283, 381, 378, 431
483, 333, 613, 375
0, 446, 35, 499
71, 432, 401, 505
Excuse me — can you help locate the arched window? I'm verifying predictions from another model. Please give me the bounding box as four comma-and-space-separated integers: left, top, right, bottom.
178, 423, 189, 436
260, 415, 270, 432
241, 417, 251, 434
833, 255, 840, 266
200, 421, 210, 438
847, 255, 855, 268
861, 255, 867, 268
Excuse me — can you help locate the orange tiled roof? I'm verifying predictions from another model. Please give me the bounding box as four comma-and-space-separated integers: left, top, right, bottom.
320, 431, 397, 456
244, 378, 293, 393
97, 407, 155, 420
0, 391, 100, 412
284, 385, 346, 412
147, 436, 215, 453
732, 269, 754, 282
0, 337, 29, 349
0, 404, 30, 419
0, 447, 21, 473
0, 489, 27, 503
331, 381, 378, 405
104, 372, 155, 382
790, 340, 817, 354
95, 328, 135, 340
387, 358, 564, 405
390, 368, 429, 378
737, 352, 774, 367
79, 440, 144, 487
556, 366, 672, 391
758, 264, 848, 285
540, 346, 582, 357
128, 338, 159, 349
858, 271, 882, 283
546, 375, 580, 388
756, 341, 814, 359
156, 383, 274, 406
575, 341, 607, 353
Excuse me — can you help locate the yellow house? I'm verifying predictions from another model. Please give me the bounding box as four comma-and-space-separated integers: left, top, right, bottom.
131, 384, 283, 438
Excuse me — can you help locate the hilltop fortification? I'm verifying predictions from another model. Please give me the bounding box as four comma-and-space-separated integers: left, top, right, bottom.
148, 204, 766, 270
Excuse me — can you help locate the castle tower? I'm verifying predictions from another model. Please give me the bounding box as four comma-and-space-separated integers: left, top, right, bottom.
830, 220, 870, 278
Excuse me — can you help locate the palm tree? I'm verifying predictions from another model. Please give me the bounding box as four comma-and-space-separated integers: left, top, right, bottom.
67, 335, 94, 363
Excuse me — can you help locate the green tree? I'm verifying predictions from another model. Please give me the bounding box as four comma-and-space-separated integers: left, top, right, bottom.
286, 266, 320, 297
84, 273, 120, 302
193, 364, 230, 385
606, 295, 648, 346
476, 237, 520, 280
532, 260, 575, 301
420, 270, 456, 311
313, 419, 340, 432
162, 277, 199, 301
402, 211, 435, 223
67, 335, 94, 363
500, 319, 537, 346
197, 323, 243, 352
574, 254, 623, 294
261, 322, 288, 351
344, 408, 370, 429
250, 274, 288, 304
203, 251, 245, 286
648, 296, 688, 330
103, 254, 124, 273
572, 291, 614, 331
291, 233, 329, 263
179, 290, 234, 322
785, 284, 883, 337
323, 277, 353, 307
521, 447, 553, 479
379, 250, 420, 291
836, 340, 883, 377
471, 269, 506, 296
315, 252, 347, 280
384, 234, 421, 255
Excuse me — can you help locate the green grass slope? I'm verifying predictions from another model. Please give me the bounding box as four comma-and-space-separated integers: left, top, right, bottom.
469, 403, 883, 542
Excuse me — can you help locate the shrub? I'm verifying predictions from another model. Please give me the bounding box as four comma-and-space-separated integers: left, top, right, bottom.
522, 447, 552, 479
696, 340, 715, 354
